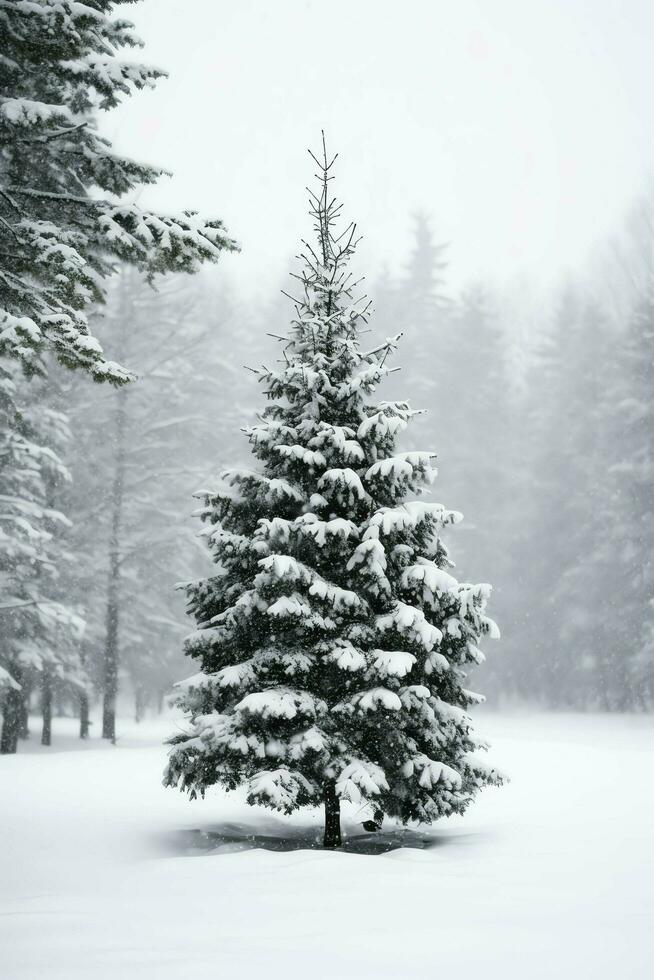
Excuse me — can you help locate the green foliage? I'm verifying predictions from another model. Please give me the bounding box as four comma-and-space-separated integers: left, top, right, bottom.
0, 0, 237, 382
166, 142, 502, 822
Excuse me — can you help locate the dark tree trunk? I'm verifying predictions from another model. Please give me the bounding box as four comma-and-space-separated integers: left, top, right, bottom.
101, 566, 119, 742
1, 672, 24, 755
41, 670, 53, 746
323, 778, 342, 848
102, 386, 127, 744
79, 690, 90, 739
19, 679, 30, 739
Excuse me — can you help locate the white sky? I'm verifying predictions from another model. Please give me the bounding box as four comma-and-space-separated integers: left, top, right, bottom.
107, 0, 654, 303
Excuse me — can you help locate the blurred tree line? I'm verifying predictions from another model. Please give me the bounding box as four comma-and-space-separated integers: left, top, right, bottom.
3, 204, 654, 748
0, 0, 236, 752
374, 202, 654, 711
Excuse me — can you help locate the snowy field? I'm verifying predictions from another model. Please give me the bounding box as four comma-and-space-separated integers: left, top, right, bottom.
2, 711, 653, 980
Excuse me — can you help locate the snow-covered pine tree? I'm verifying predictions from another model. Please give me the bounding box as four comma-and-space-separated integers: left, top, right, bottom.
0, 361, 83, 753
0, 0, 237, 383
165, 139, 503, 846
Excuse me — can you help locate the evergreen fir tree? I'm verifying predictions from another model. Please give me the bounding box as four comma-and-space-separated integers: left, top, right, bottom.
404, 212, 450, 322
512, 293, 616, 708
165, 140, 503, 846
434, 285, 509, 534
509, 291, 583, 705
376, 214, 453, 451
0, 361, 83, 753
0, 0, 237, 383
440, 285, 520, 698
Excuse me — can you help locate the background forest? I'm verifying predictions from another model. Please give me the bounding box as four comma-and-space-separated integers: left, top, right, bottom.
2, 0, 653, 751
5, 188, 653, 747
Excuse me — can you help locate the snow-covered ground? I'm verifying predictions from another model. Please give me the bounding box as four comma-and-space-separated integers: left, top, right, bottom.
1, 710, 653, 980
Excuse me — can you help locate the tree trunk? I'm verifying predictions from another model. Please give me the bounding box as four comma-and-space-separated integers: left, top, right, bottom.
1, 686, 24, 754
19, 679, 30, 739
101, 566, 119, 742
156, 689, 165, 715
102, 386, 127, 744
134, 685, 146, 724
41, 670, 53, 746
323, 778, 342, 848
79, 690, 90, 739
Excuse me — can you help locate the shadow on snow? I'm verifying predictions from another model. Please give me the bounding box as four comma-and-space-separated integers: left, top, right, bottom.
172, 820, 476, 856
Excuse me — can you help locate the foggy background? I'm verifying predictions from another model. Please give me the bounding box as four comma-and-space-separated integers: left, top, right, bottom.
5, 5, 654, 976
28, 0, 654, 720
106, 0, 654, 298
